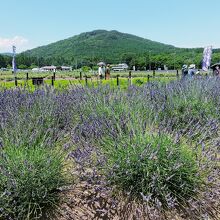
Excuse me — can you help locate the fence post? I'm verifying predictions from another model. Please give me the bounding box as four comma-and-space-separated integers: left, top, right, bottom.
176, 70, 179, 79
15, 77, 18, 86
53, 71, 56, 80
117, 75, 119, 86
147, 74, 150, 83
26, 72, 29, 80
153, 70, 155, 78
51, 76, 54, 86
85, 75, 88, 86
80, 71, 82, 80
128, 71, 132, 86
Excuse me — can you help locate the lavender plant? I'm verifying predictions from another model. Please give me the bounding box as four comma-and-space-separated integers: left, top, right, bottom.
0, 145, 65, 220
0, 88, 72, 219
68, 80, 220, 219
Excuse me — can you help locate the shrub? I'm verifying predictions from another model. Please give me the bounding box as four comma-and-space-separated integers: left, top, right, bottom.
102, 132, 207, 209
0, 145, 66, 219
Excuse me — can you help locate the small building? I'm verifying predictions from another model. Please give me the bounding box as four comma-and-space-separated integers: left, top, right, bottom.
56, 66, 72, 71
41, 66, 56, 71
111, 63, 128, 71
32, 68, 40, 72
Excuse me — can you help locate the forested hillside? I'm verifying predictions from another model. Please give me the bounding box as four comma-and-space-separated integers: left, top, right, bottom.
1, 30, 220, 70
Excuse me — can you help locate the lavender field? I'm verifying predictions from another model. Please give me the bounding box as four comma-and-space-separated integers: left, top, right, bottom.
0, 78, 219, 219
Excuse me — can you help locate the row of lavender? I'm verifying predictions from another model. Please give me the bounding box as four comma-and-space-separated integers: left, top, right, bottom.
0, 79, 219, 219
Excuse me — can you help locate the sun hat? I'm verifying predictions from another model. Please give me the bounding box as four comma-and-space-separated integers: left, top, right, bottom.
188, 64, 195, 69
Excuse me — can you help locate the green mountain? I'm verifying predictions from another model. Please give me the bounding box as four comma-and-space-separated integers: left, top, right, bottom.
0, 53, 13, 56
18, 30, 220, 69
23, 30, 181, 62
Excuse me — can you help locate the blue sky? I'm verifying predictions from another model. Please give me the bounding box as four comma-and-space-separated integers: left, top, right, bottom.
0, 0, 219, 52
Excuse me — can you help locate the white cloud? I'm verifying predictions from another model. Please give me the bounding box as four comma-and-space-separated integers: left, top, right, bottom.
0, 36, 29, 52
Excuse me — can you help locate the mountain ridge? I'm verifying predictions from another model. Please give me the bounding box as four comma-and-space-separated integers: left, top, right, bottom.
13, 30, 220, 69
22, 30, 191, 63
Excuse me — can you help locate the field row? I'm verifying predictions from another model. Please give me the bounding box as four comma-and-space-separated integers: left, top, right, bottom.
0, 70, 184, 81
0, 76, 176, 89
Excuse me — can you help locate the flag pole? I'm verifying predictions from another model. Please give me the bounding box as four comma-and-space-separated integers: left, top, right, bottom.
208, 45, 212, 76
12, 45, 17, 86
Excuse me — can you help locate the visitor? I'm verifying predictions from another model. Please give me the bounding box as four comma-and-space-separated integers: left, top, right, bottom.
188, 64, 196, 78
98, 65, 105, 79
105, 64, 111, 79
181, 64, 188, 78
213, 65, 220, 76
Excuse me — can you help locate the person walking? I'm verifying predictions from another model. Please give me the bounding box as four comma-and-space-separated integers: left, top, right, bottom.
105, 64, 111, 79
98, 64, 105, 79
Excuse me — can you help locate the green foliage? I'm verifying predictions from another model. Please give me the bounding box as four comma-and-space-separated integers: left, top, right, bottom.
7, 64, 12, 69
18, 64, 28, 69
0, 55, 6, 68
30, 64, 38, 69
81, 66, 91, 72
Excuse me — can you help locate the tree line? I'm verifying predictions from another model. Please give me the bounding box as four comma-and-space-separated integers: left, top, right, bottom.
1, 51, 220, 70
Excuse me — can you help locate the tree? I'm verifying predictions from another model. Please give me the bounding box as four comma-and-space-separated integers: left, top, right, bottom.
18, 64, 28, 69
82, 66, 91, 72
0, 55, 6, 68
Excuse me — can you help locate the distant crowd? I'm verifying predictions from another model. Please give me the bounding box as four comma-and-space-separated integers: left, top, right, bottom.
181, 64, 200, 78
181, 63, 220, 78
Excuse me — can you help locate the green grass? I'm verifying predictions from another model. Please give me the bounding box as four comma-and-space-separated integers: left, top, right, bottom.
0, 69, 210, 83
0, 70, 179, 81
0, 76, 176, 90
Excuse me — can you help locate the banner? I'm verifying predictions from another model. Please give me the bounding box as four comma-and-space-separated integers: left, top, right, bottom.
12, 45, 16, 73
202, 46, 212, 71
